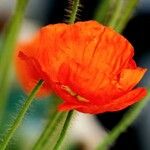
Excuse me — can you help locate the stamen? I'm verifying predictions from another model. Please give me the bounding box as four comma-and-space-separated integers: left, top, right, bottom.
76, 95, 89, 102
61, 85, 89, 102
61, 85, 77, 97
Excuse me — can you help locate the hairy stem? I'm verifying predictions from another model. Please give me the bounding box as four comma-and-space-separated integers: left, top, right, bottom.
0, 80, 43, 150
68, 0, 80, 24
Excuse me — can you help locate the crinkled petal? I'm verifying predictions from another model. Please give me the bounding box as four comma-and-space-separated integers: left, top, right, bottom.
15, 21, 147, 114
56, 61, 130, 105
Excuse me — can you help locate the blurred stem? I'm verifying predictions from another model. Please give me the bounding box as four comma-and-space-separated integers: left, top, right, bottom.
115, 0, 138, 33
32, 112, 67, 150
107, 0, 123, 28
68, 0, 80, 24
94, 0, 138, 33
0, 0, 29, 122
93, 0, 111, 24
0, 80, 43, 150
96, 90, 150, 150
53, 110, 74, 150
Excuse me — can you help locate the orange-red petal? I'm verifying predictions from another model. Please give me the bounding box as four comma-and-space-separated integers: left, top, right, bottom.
104, 88, 147, 112
118, 68, 147, 91
15, 21, 147, 114
59, 88, 147, 114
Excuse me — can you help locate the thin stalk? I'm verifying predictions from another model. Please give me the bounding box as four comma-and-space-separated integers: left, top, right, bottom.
0, 0, 29, 122
108, 0, 123, 28
68, 0, 80, 24
0, 80, 43, 150
32, 112, 67, 150
96, 91, 150, 150
53, 110, 74, 150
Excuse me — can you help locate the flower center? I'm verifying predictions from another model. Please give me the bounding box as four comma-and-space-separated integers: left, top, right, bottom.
61, 85, 89, 102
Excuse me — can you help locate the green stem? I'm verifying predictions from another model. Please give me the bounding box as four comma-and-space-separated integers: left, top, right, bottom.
32, 112, 67, 150
53, 110, 74, 150
108, 0, 123, 28
0, 80, 43, 150
96, 91, 150, 150
0, 0, 29, 122
115, 0, 138, 33
68, 0, 80, 24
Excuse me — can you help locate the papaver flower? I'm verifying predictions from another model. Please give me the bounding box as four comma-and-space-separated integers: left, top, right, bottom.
16, 21, 147, 114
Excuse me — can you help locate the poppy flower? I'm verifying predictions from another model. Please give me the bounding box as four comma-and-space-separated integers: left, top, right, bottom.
16, 21, 147, 114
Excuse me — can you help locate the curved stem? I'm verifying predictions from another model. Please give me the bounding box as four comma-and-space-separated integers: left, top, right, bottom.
68, 0, 80, 24
0, 80, 43, 150
96, 90, 150, 150
53, 110, 74, 150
